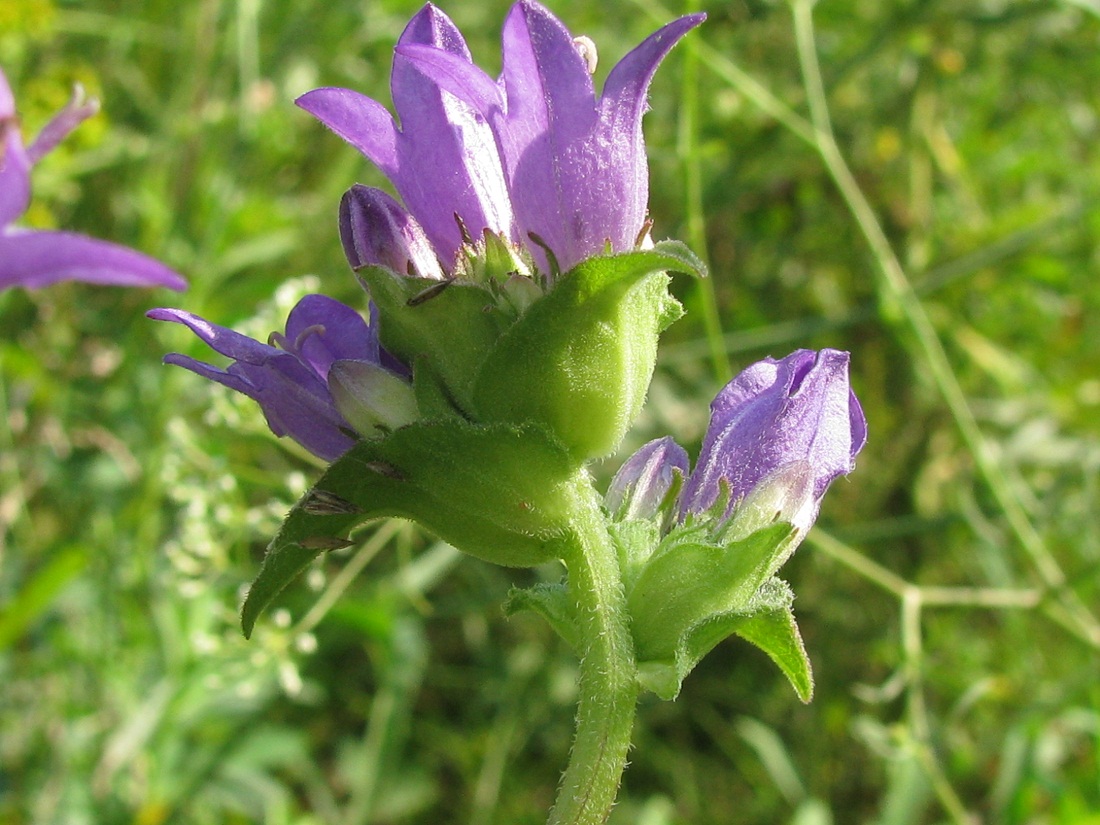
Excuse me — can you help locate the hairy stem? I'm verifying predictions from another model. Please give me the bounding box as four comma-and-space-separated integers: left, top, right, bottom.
548, 476, 639, 825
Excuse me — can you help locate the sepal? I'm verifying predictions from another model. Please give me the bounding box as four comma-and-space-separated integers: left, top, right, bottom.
635, 577, 813, 702
625, 520, 814, 702
241, 418, 580, 636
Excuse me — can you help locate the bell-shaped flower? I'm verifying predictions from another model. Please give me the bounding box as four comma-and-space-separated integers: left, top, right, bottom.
297, 4, 515, 269
0, 67, 184, 291
396, 0, 705, 273
148, 295, 414, 461
680, 348, 867, 527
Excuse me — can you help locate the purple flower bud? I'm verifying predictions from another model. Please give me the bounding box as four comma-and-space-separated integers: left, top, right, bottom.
680, 349, 867, 525
0, 66, 185, 291
148, 295, 408, 461
606, 436, 689, 521
339, 185, 444, 279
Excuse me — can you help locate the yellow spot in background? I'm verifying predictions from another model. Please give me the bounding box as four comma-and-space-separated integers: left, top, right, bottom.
0, 0, 56, 37
874, 127, 902, 163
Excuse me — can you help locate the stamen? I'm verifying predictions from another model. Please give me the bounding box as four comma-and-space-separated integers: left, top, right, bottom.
573, 35, 599, 75
454, 212, 474, 246
293, 323, 326, 351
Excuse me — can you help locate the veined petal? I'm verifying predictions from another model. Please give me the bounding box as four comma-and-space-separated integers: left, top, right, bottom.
589, 13, 706, 255
148, 306, 279, 364
339, 184, 444, 280
680, 349, 865, 520
26, 84, 99, 163
495, 1, 601, 271
389, 4, 514, 263
0, 67, 14, 120
295, 87, 399, 177
0, 230, 186, 290
228, 356, 356, 461
150, 302, 363, 461
1, 68, 30, 226
606, 436, 689, 521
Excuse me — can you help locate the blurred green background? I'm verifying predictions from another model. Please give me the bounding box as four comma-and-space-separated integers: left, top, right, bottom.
2, 0, 1098, 822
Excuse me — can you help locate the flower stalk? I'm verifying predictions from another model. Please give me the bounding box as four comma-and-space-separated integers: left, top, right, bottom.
548, 477, 638, 825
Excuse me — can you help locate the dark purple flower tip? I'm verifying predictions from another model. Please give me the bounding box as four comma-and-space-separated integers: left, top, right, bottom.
1, 65, 186, 291
339, 184, 444, 279
147, 295, 399, 461
680, 349, 866, 523
606, 436, 690, 521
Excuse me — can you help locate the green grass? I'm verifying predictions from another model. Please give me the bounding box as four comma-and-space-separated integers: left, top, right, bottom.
2, 0, 1099, 823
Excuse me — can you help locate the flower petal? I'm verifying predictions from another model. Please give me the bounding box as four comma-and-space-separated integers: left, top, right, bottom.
26, 84, 99, 163
147, 306, 279, 364
389, 4, 514, 262
150, 304, 359, 461
606, 436, 689, 521
681, 349, 865, 519
0, 230, 186, 291
295, 87, 399, 177
283, 293, 381, 377
0, 124, 30, 227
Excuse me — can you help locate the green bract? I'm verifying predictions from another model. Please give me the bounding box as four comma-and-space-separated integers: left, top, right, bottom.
241, 419, 581, 637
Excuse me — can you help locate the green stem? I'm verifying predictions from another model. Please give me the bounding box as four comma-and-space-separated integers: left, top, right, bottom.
548, 476, 639, 825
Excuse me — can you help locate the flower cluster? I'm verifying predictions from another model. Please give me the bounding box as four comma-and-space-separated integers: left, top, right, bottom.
153, 1, 704, 464
301, 0, 704, 279
0, 67, 184, 291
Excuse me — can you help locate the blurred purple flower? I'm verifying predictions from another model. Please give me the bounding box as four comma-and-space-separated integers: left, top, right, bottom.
0, 67, 185, 291
300, 1, 703, 276
680, 349, 867, 524
147, 295, 403, 461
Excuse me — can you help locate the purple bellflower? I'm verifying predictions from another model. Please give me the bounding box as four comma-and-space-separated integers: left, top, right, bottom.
612, 349, 867, 534
148, 295, 414, 461
0, 67, 185, 291
300, 1, 704, 277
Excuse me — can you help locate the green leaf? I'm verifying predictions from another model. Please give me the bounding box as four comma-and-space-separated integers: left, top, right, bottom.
634, 577, 814, 702
504, 582, 580, 651
471, 248, 701, 461
627, 522, 797, 663
241, 419, 581, 637
681, 578, 813, 702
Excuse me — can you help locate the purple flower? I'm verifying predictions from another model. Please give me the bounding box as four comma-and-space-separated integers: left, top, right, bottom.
298, 4, 514, 270
300, 2, 703, 276
0, 67, 185, 291
148, 295, 411, 461
680, 349, 867, 525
